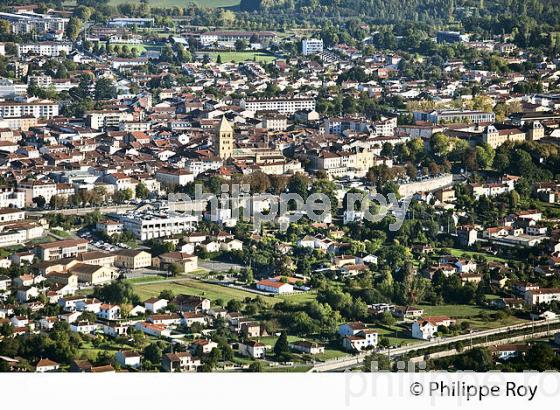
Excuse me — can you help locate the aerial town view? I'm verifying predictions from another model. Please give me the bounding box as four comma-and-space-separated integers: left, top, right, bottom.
1, 2, 560, 399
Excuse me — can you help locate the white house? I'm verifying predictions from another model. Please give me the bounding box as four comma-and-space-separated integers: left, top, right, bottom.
289, 340, 325, 355
412, 316, 456, 340
256, 279, 293, 294
70, 321, 98, 334
35, 358, 60, 373
338, 322, 367, 337
238, 340, 266, 358
525, 288, 560, 306
97, 304, 121, 320
115, 351, 142, 369
342, 329, 378, 351
144, 297, 168, 313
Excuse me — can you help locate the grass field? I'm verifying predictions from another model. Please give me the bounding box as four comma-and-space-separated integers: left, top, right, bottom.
201, 51, 277, 63
109, 0, 241, 8
418, 304, 494, 318
131, 278, 277, 305
441, 247, 508, 263
108, 43, 149, 53
418, 304, 528, 330
277, 291, 317, 304
376, 325, 421, 346
130, 277, 317, 306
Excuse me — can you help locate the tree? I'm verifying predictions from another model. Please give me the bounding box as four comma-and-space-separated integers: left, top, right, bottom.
93, 281, 139, 305
364, 352, 391, 371
287, 173, 309, 200
66, 17, 83, 42
527, 343, 556, 371
379, 310, 396, 326
235, 39, 247, 51
248, 360, 263, 372
226, 299, 242, 312
216, 54, 222, 64
169, 263, 183, 276
160, 44, 174, 62
273, 331, 290, 361
430, 132, 451, 157
143, 343, 162, 365
475, 144, 495, 169
32, 196, 46, 208
136, 182, 149, 199
94, 78, 117, 100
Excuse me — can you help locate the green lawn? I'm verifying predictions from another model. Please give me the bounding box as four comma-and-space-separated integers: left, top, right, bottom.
278, 291, 317, 304
77, 340, 134, 361
314, 348, 350, 361
376, 325, 421, 346
417, 304, 528, 330
202, 51, 277, 63
108, 43, 149, 53
125, 275, 167, 284
50, 229, 72, 238
458, 315, 528, 331
109, 0, 241, 8
131, 278, 278, 305
131, 277, 316, 306
417, 304, 493, 318
441, 247, 508, 263
258, 335, 300, 346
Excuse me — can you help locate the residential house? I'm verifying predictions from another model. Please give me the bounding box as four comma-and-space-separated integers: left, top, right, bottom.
238, 340, 266, 358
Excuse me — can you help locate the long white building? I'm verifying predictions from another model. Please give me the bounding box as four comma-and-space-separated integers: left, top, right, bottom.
240, 97, 316, 114
17, 42, 72, 57
0, 11, 67, 36
0, 100, 59, 119
118, 210, 199, 240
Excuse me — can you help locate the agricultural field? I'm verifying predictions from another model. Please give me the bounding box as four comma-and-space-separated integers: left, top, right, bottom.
109, 0, 241, 8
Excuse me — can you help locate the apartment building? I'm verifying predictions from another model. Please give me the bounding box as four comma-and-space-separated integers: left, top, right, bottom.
0, 208, 25, 223
436, 31, 469, 44
525, 288, 560, 306
0, 187, 24, 208
17, 42, 72, 57
18, 180, 57, 206
302, 38, 324, 55
413, 109, 495, 124
199, 30, 276, 47
240, 97, 316, 114
309, 149, 377, 178
482, 125, 527, 148
118, 211, 198, 240
114, 249, 152, 270
0, 100, 59, 119
155, 168, 195, 187
185, 158, 223, 177
36, 239, 89, 261
0, 11, 67, 36
86, 110, 132, 130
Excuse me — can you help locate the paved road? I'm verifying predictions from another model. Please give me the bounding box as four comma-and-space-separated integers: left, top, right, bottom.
27, 204, 136, 216
311, 319, 560, 372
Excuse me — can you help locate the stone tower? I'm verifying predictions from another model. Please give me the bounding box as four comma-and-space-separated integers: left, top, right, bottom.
214, 116, 234, 159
